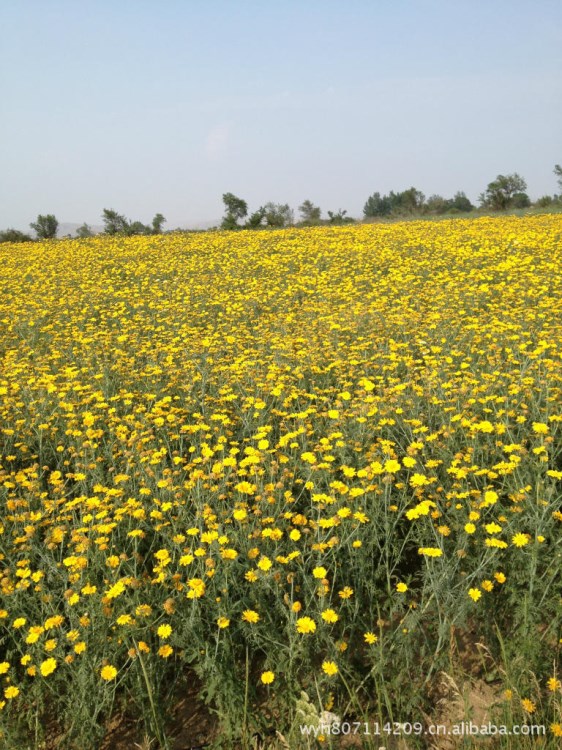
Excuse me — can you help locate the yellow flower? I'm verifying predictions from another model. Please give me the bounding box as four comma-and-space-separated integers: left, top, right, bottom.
322, 661, 338, 676
242, 610, 260, 624
547, 677, 561, 692
296, 617, 316, 634
364, 632, 378, 644
396, 582, 408, 593
418, 547, 442, 557
157, 624, 172, 639
485, 538, 508, 549
257, 556, 272, 571
44, 615, 64, 630
313, 566, 327, 579
100, 665, 117, 681
512, 533, 530, 547
532, 422, 549, 434
521, 698, 536, 713
410, 473, 430, 487
235, 481, 256, 494
13, 618, 26, 629
105, 580, 126, 600
260, 671, 275, 684
158, 645, 173, 658
0, 662, 10, 674
468, 588, 482, 602
338, 586, 354, 599
4, 686, 19, 699
217, 616, 230, 629
300, 452, 317, 464
464, 523, 476, 534
321, 609, 338, 624
186, 578, 206, 598
40, 658, 57, 677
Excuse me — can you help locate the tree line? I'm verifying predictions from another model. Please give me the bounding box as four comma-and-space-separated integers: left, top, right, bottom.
0, 210, 167, 243
2, 167, 561, 242
220, 167, 562, 229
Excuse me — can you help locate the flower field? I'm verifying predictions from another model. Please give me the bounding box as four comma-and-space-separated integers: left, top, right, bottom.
0, 215, 561, 748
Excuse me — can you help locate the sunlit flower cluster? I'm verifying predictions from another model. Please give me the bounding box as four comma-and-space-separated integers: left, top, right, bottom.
0, 215, 560, 741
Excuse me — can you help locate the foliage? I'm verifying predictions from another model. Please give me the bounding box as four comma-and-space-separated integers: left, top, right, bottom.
102, 208, 132, 235
327, 209, 354, 224
535, 195, 561, 208
76, 223, 94, 238
102, 210, 166, 236
512, 192, 531, 209
365, 189, 474, 218
245, 207, 266, 229
450, 190, 474, 212
298, 200, 321, 224
0, 216, 561, 748
364, 187, 425, 217
221, 193, 248, 229
263, 202, 294, 228
151, 213, 166, 234
30, 214, 58, 239
480, 173, 528, 211
554, 164, 562, 191
363, 191, 393, 217
0, 228, 33, 243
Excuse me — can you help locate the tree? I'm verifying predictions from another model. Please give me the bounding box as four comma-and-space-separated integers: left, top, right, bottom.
245, 207, 266, 229
364, 192, 392, 217
535, 195, 555, 208
128, 220, 151, 235
327, 209, 354, 225
102, 209, 130, 235
480, 174, 527, 211
425, 195, 450, 214
221, 193, 248, 229
397, 187, 425, 214
151, 213, 166, 234
0, 228, 33, 243
364, 188, 425, 217
450, 191, 474, 212
263, 203, 294, 228
76, 223, 93, 238
512, 192, 531, 208
554, 164, 562, 191
298, 200, 321, 224
30, 214, 58, 239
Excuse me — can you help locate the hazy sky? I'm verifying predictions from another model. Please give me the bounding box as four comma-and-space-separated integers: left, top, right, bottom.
1, 0, 561, 230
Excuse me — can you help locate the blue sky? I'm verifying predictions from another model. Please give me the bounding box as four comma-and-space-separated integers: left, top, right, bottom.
1, 0, 561, 230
